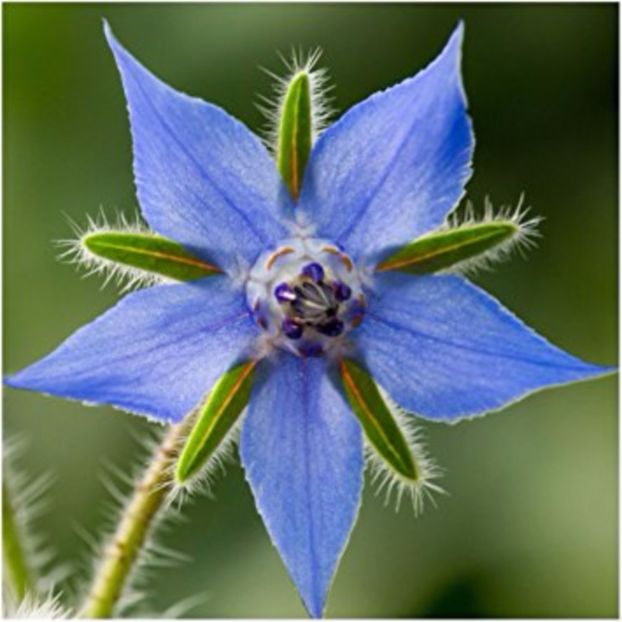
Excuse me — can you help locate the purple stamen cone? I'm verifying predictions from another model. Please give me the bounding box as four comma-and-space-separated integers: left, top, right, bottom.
274, 282, 296, 303
334, 281, 352, 302
302, 262, 324, 283
318, 319, 345, 337
282, 318, 303, 340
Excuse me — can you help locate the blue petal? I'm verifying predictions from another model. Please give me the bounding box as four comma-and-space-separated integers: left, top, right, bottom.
6, 277, 257, 423
298, 23, 473, 264
104, 22, 291, 270
240, 353, 363, 617
356, 273, 613, 422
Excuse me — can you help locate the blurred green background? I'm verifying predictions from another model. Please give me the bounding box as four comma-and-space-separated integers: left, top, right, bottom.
3, 3, 618, 618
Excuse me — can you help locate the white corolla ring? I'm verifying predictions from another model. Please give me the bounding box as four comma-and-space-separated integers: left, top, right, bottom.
246, 237, 366, 357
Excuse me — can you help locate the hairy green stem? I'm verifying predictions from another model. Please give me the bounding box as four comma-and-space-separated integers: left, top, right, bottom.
79, 418, 193, 618
2, 480, 34, 601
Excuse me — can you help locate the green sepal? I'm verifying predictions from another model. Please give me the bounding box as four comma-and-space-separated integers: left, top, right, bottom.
175, 361, 256, 484
276, 71, 312, 201
340, 359, 418, 481
83, 231, 220, 281
376, 221, 519, 274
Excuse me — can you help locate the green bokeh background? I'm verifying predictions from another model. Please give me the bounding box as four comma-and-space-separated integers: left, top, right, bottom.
3, 3, 618, 617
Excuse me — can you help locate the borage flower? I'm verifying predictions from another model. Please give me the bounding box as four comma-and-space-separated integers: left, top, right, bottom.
7, 22, 612, 617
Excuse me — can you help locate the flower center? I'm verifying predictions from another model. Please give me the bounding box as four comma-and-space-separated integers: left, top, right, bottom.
246, 238, 366, 357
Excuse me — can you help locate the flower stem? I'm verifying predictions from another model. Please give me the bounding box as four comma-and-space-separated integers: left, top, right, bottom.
79, 418, 193, 618
2, 479, 34, 601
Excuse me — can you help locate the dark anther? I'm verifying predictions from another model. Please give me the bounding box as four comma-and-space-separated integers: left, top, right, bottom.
334, 281, 352, 302
302, 262, 324, 283
318, 319, 345, 337
274, 282, 296, 303
282, 318, 304, 340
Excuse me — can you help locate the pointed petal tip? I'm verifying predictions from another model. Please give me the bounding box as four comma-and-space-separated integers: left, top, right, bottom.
3, 366, 43, 392
305, 600, 324, 619
103, 20, 124, 65
102, 18, 115, 47
453, 19, 465, 40
562, 357, 617, 380
299, 19, 473, 259
102, 20, 132, 66
4, 279, 257, 424
357, 273, 615, 423
100, 17, 289, 269
299, 588, 325, 618
3, 372, 21, 389
241, 355, 361, 622
440, 20, 465, 68
584, 362, 617, 379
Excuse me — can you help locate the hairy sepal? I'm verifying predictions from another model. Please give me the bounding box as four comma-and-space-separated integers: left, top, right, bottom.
57, 211, 220, 291
377, 197, 541, 274
276, 71, 312, 200
175, 361, 256, 486
340, 359, 417, 480
83, 232, 219, 282
340, 359, 442, 513
370, 390, 444, 513
258, 48, 332, 184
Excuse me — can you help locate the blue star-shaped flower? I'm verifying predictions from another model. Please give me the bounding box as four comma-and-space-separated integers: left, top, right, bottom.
6, 22, 612, 617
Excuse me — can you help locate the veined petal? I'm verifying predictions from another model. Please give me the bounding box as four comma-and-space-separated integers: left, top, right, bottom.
298, 23, 473, 263
240, 354, 363, 617
356, 273, 612, 422
104, 23, 291, 270
5, 277, 257, 423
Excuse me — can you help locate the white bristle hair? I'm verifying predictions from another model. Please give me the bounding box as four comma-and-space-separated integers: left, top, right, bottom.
167, 414, 243, 507
257, 47, 334, 154
3, 437, 69, 594
4, 590, 72, 619
55, 208, 168, 293
442, 194, 543, 276
72, 424, 193, 616
73, 409, 242, 615
364, 389, 446, 515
